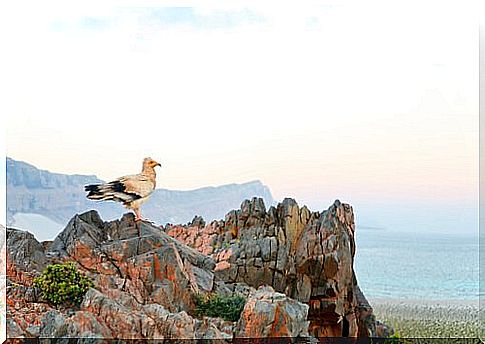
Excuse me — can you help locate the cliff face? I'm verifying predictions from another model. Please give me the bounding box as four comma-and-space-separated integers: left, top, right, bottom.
6, 157, 102, 225
6, 198, 376, 339
166, 198, 372, 337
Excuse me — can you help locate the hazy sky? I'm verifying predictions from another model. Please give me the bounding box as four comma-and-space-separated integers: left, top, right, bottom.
2, 1, 479, 233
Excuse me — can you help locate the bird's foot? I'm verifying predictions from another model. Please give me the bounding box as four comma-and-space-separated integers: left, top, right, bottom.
135, 217, 154, 224
133, 210, 143, 222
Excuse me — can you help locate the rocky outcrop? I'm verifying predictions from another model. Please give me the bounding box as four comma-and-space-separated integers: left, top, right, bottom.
49, 211, 216, 313
166, 198, 372, 336
7, 198, 377, 339
7, 208, 308, 339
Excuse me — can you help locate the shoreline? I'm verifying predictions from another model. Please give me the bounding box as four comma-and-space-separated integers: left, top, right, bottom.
367, 297, 480, 337
368, 297, 479, 308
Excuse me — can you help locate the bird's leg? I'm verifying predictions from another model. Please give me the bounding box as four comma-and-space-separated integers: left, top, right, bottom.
133, 208, 143, 237
134, 208, 154, 223
134, 208, 143, 222
135, 219, 141, 237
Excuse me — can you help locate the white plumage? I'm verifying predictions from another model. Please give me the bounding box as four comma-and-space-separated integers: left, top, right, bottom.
85, 157, 161, 221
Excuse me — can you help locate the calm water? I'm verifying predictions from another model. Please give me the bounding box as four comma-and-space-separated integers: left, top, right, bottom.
354, 230, 479, 301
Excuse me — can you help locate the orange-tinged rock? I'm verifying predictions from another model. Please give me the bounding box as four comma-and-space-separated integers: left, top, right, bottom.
214, 261, 231, 271
236, 286, 309, 338
6, 198, 379, 339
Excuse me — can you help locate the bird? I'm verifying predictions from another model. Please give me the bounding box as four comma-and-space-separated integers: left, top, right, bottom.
84, 157, 161, 221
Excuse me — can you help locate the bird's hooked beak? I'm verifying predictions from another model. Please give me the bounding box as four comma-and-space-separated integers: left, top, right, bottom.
143, 157, 161, 169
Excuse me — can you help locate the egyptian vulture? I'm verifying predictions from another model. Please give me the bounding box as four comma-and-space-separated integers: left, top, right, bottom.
85, 157, 161, 221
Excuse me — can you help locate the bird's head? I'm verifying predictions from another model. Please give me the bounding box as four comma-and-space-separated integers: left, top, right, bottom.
143, 157, 161, 169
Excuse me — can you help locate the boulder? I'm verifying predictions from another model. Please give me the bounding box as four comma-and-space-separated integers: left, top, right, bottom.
236, 286, 309, 338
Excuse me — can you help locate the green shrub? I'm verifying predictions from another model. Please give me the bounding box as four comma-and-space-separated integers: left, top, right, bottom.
33, 262, 94, 307
194, 293, 246, 322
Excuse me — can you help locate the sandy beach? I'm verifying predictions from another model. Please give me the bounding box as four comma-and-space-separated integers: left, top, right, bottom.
369, 298, 481, 338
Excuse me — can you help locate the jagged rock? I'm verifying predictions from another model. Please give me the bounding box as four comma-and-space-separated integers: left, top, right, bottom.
167, 197, 372, 336
81, 288, 232, 339
81, 288, 144, 338
236, 286, 309, 338
7, 211, 238, 340
7, 198, 377, 339
189, 215, 206, 228
6, 228, 47, 284
51, 211, 215, 312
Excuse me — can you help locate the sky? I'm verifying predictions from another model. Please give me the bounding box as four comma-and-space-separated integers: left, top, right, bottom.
2, 1, 480, 234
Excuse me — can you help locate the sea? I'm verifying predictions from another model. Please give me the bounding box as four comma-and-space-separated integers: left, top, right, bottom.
354, 229, 480, 301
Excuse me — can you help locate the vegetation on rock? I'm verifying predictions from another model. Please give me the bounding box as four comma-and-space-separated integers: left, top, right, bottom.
33, 262, 93, 307
194, 293, 246, 322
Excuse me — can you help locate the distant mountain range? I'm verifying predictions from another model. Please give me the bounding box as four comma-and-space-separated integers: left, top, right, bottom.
6, 157, 274, 240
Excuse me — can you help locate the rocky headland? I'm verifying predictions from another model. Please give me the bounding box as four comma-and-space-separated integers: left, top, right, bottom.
6, 198, 389, 339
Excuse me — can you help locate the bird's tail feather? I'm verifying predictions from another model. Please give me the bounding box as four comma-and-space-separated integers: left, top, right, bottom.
85, 184, 110, 200
85, 183, 132, 203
